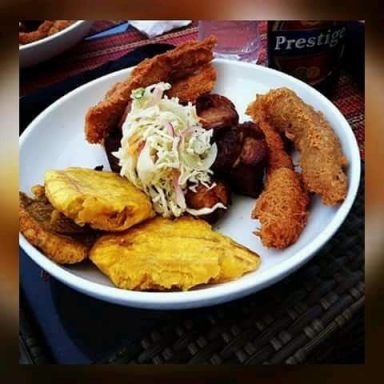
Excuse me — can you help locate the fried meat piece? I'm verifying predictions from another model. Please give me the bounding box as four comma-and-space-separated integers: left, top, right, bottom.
85, 36, 217, 144
229, 138, 268, 198
185, 181, 230, 224
213, 127, 242, 171
212, 121, 268, 198
44, 168, 155, 231
196, 94, 239, 130
258, 87, 348, 205
20, 189, 97, 264
229, 122, 268, 198
251, 168, 309, 249
89, 216, 261, 291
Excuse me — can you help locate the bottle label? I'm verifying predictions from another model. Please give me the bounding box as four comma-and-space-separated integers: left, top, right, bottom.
268, 22, 346, 87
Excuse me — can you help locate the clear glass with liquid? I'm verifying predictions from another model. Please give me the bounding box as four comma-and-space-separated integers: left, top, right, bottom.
198, 21, 260, 63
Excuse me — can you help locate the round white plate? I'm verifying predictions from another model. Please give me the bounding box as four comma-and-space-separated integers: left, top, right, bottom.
19, 59, 361, 309
19, 20, 93, 68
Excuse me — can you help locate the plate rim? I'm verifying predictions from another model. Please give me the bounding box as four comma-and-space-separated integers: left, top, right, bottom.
19, 58, 361, 309
19, 20, 88, 51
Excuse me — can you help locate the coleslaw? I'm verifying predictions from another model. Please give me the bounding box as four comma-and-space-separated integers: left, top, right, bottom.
114, 82, 227, 218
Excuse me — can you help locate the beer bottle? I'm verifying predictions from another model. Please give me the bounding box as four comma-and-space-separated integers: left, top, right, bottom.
267, 21, 347, 96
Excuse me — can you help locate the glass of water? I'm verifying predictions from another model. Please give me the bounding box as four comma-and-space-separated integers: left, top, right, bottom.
198, 20, 261, 63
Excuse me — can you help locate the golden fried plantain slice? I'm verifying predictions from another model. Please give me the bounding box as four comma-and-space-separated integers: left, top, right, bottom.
89, 216, 261, 291
44, 168, 155, 231
20, 189, 97, 264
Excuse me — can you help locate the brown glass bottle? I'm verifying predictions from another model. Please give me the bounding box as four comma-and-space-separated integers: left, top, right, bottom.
267, 21, 347, 97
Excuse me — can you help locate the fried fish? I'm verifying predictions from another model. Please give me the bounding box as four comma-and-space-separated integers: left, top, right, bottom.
85, 36, 217, 144
44, 167, 155, 231
19, 187, 97, 264
89, 216, 261, 291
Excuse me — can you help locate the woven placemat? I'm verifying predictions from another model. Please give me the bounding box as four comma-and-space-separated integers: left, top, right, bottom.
104, 167, 364, 364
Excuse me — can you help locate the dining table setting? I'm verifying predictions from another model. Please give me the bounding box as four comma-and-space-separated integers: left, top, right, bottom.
19, 20, 364, 364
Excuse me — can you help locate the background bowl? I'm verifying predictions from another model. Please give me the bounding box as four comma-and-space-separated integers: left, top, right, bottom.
19, 20, 93, 68
19, 59, 361, 309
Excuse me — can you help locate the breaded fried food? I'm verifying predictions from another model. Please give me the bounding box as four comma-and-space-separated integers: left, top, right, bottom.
251, 168, 309, 249
247, 97, 292, 172
19, 20, 74, 45
19, 20, 54, 45
167, 63, 216, 103
247, 96, 310, 248
90, 216, 260, 291
47, 20, 74, 35
257, 87, 348, 205
44, 168, 155, 231
85, 36, 217, 144
20, 188, 97, 264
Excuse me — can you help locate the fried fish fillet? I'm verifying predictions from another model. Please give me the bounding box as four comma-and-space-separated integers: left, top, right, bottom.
257, 87, 348, 205
247, 96, 310, 248
20, 188, 97, 264
167, 63, 216, 103
85, 36, 217, 144
44, 168, 155, 231
90, 216, 261, 291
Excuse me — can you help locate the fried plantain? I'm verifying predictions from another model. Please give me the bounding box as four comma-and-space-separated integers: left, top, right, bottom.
44, 167, 155, 232
89, 216, 261, 291
19, 188, 97, 264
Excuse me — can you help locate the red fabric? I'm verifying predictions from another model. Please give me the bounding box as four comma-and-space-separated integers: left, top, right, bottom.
20, 20, 364, 159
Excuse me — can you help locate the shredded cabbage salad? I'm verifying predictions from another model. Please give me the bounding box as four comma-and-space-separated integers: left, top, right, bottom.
114, 82, 227, 218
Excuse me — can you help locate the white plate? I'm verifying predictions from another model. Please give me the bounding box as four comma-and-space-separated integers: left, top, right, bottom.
19, 20, 93, 68
19, 59, 361, 309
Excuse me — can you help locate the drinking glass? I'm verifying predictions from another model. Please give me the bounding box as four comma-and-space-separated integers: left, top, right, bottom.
198, 20, 261, 63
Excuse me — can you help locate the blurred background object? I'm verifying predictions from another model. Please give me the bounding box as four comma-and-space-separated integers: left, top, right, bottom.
198, 20, 261, 63
267, 21, 347, 97
19, 20, 93, 68
129, 20, 192, 38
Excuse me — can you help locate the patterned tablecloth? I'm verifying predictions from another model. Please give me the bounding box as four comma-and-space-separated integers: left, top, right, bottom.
19, 20, 365, 365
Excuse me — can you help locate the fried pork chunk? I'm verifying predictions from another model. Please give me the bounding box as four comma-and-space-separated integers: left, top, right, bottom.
90, 216, 261, 291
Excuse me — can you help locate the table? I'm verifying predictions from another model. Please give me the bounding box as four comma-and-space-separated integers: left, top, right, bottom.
19, 20, 365, 364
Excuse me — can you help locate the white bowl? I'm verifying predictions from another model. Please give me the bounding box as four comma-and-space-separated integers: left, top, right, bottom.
19, 20, 93, 68
19, 59, 361, 309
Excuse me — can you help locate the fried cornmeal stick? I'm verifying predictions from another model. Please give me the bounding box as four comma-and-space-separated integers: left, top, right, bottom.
258, 87, 348, 205
247, 97, 310, 249
247, 97, 293, 172
85, 36, 217, 144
